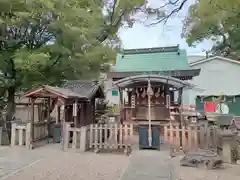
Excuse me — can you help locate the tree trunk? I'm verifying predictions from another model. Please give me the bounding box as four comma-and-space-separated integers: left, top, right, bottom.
6, 86, 15, 141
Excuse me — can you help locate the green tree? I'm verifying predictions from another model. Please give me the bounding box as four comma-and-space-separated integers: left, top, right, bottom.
0, 0, 116, 132
182, 0, 240, 58
0, 0, 190, 137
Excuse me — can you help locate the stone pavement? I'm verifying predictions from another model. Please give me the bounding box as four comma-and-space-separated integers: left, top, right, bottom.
0, 145, 130, 180
120, 150, 177, 180
0, 145, 58, 179
0, 147, 41, 179
0, 144, 176, 180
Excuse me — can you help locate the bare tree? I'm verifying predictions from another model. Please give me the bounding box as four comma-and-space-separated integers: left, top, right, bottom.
146, 0, 188, 26
133, 0, 189, 26
99, 0, 189, 42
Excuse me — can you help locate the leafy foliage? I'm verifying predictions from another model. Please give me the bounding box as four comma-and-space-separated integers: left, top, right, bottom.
0, 0, 114, 91
1, 0, 181, 125
182, 0, 240, 58
0, 0, 192, 127
0, 0, 120, 124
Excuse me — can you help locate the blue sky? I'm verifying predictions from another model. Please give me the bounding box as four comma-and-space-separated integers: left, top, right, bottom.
118, 0, 213, 55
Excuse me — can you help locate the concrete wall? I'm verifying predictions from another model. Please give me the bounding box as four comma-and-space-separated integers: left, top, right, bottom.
183, 57, 240, 106
104, 78, 120, 105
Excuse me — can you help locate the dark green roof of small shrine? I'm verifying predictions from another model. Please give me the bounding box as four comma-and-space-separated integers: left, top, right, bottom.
62, 80, 104, 99
24, 80, 104, 100
115, 46, 190, 72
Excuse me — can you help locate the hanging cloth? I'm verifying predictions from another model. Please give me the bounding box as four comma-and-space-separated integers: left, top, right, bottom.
204, 102, 216, 112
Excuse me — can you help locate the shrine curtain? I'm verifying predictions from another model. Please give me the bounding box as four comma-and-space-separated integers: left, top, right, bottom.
204, 102, 217, 112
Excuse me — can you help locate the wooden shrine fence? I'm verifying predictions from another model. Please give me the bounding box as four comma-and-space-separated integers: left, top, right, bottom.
62, 123, 134, 152
11, 121, 54, 148
11, 123, 31, 147
163, 124, 220, 152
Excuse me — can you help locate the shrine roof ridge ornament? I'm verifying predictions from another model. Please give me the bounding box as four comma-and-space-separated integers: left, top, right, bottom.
120, 45, 180, 55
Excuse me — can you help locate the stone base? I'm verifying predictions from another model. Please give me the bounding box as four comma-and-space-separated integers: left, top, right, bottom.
180, 149, 223, 169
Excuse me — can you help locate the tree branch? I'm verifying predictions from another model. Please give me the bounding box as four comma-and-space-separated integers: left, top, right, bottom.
110, 0, 118, 24
147, 0, 188, 26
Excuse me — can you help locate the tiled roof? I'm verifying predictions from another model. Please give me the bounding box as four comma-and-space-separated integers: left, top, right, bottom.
62, 80, 104, 99
24, 80, 104, 100
114, 46, 190, 72
44, 85, 86, 99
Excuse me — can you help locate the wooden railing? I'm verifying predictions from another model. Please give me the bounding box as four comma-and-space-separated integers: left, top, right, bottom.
11, 121, 55, 149
62, 123, 134, 153
89, 123, 133, 151
164, 124, 220, 152
11, 123, 31, 148
63, 123, 89, 151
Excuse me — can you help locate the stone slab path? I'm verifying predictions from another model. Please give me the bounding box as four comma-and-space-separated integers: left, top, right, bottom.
120, 150, 176, 180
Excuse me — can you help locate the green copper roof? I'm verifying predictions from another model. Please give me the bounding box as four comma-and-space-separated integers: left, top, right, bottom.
114, 47, 190, 72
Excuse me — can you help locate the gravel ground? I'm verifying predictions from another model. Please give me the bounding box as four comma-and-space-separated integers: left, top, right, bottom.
120, 150, 177, 180
2, 144, 240, 180
1, 146, 129, 180
0, 147, 46, 179
172, 155, 240, 180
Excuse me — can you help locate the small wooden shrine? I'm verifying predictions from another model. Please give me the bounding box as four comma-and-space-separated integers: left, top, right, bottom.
24, 80, 104, 148
108, 46, 201, 126
109, 74, 196, 125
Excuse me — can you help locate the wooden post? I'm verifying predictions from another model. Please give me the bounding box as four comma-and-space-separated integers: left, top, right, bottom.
130, 124, 133, 137
194, 125, 198, 150
170, 124, 174, 146
124, 124, 128, 150
188, 126, 192, 150
73, 101, 77, 127
30, 98, 35, 149
26, 123, 31, 149
176, 125, 180, 151
89, 124, 93, 148
80, 126, 87, 152
72, 129, 77, 149
80, 103, 84, 125
114, 124, 118, 149
200, 126, 205, 149
119, 88, 123, 122
60, 104, 65, 146
182, 125, 186, 151
47, 98, 51, 140
56, 105, 60, 124
109, 124, 113, 148
119, 124, 123, 148
99, 124, 103, 149
212, 127, 218, 149
104, 124, 108, 148
94, 124, 98, 149
206, 127, 210, 149
164, 125, 168, 144
11, 123, 17, 147
19, 128, 23, 146
63, 122, 70, 151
